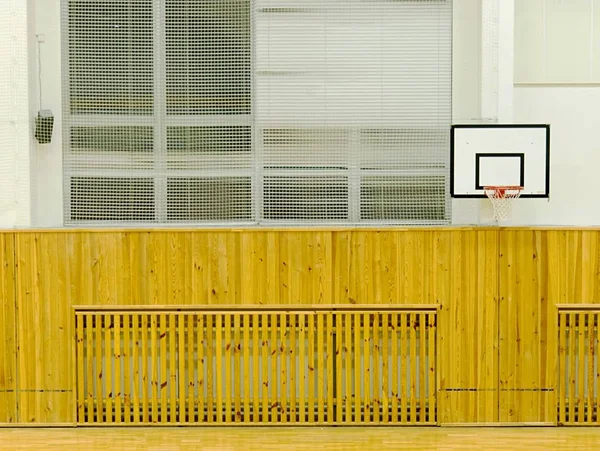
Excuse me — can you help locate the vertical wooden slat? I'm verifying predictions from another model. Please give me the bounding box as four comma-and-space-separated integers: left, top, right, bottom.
96, 314, 104, 423
363, 313, 371, 423
261, 314, 269, 422
344, 313, 352, 423
400, 313, 407, 424
177, 315, 185, 424
187, 315, 195, 422
391, 313, 398, 424
123, 314, 131, 424
114, 314, 121, 424
197, 315, 205, 423
410, 313, 417, 425
234, 314, 241, 423
381, 313, 389, 424
578, 313, 585, 423
86, 315, 94, 424
224, 314, 232, 423
243, 314, 251, 423
150, 314, 158, 423
354, 313, 361, 423
326, 313, 334, 424
280, 315, 288, 424
168, 315, 177, 424
206, 315, 214, 422
317, 314, 324, 423
271, 313, 278, 423
105, 314, 113, 424
372, 313, 380, 424
569, 313, 576, 424
215, 314, 223, 423
419, 313, 426, 424
160, 314, 167, 424
595, 313, 599, 425
251, 314, 259, 423
289, 314, 297, 423
558, 313, 566, 425
428, 313, 436, 425
588, 313, 595, 425
298, 314, 306, 423
308, 314, 315, 423
132, 314, 140, 424
141, 315, 149, 423
76, 315, 84, 423
336, 313, 343, 423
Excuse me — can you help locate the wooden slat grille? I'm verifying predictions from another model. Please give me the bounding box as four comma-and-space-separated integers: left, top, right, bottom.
558, 310, 600, 425
75, 308, 437, 425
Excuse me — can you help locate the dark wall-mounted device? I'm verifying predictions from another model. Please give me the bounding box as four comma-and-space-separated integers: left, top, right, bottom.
35, 109, 54, 144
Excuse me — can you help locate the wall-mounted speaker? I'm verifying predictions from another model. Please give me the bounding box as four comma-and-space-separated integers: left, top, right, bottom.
35, 109, 54, 144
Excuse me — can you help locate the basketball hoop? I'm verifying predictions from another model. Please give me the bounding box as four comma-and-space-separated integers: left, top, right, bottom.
484, 186, 523, 221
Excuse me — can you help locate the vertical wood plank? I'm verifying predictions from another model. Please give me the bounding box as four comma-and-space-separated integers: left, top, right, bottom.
280, 315, 288, 423
150, 314, 158, 423
261, 314, 269, 422
159, 314, 167, 424
132, 314, 140, 424
558, 313, 566, 425
215, 315, 223, 423
391, 313, 398, 423
336, 313, 343, 423
317, 314, 325, 423
197, 315, 205, 423
428, 313, 436, 425
76, 314, 84, 423
251, 314, 259, 423
289, 314, 297, 423
271, 313, 278, 423
141, 315, 149, 423
177, 314, 185, 424
569, 313, 576, 424
382, 313, 389, 424
234, 314, 241, 423
372, 312, 380, 424
363, 313, 371, 423
578, 312, 585, 423
298, 314, 306, 423
206, 315, 214, 422
410, 313, 418, 424
187, 315, 195, 422
345, 313, 352, 423
354, 313, 361, 423
224, 314, 232, 423
308, 314, 315, 423
168, 315, 177, 424
104, 314, 113, 424
243, 314, 251, 423
326, 313, 334, 424
419, 313, 426, 424
123, 314, 131, 424
114, 314, 121, 424
86, 315, 94, 423
588, 313, 595, 425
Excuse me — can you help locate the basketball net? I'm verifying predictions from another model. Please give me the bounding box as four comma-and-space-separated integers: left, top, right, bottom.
484, 186, 522, 221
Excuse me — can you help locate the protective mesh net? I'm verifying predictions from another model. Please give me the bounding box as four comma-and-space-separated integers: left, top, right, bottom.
62, 0, 452, 226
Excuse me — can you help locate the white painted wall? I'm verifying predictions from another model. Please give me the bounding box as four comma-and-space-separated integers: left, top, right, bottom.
0, 0, 32, 227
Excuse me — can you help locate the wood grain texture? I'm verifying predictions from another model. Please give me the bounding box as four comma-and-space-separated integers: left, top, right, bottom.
0, 234, 16, 423
5, 228, 600, 425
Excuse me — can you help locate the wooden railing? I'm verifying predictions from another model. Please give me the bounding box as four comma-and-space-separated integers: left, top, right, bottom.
75, 305, 438, 425
557, 306, 600, 425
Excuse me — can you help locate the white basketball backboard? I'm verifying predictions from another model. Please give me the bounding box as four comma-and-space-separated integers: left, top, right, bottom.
450, 124, 550, 198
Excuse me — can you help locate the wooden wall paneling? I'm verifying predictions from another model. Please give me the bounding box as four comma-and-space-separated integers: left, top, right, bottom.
439, 230, 499, 424
0, 233, 17, 423
499, 230, 553, 424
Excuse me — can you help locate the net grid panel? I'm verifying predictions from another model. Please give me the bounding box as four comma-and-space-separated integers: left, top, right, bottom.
61, 0, 452, 226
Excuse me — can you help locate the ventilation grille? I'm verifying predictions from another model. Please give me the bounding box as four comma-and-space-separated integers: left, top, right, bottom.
75, 308, 437, 425
63, 0, 452, 225
558, 310, 600, 425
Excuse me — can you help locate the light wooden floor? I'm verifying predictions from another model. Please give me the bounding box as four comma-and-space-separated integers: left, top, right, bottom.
1, 427, 600, 450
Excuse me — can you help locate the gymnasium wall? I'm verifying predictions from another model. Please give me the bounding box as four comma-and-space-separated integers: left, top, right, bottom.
0, 228, 598, 425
